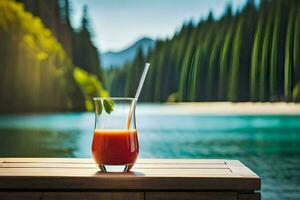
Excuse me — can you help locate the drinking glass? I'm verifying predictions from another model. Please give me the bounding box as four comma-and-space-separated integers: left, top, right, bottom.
92, 97, 139, 172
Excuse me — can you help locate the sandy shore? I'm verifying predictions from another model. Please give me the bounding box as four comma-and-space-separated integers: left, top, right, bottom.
151, 102, 300, 115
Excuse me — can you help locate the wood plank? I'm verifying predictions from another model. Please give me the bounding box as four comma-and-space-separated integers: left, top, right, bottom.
0, 168, 232, 176
0, 192, 144, 200
1, 158, 225, 164
225, 161, 259, 177
0, 162, 228, 169
0, 176, 260, 190
145, 192, 237, 200
136, 159, 226, 164
1, 158, 93, 163
238, 193, 261, 200
0, 158, 260, 191
0, 162, 97, 169
0, 192, 41, 200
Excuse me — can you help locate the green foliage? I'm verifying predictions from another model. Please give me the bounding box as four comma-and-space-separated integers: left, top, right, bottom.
219, 23, 234, 100
73, 68, 108, 111
0, 0, 107, 113
73, 5, 103, 83
108, 0, 300, 103
167, 92, 179, 102
18, 0, 103, 83
293, 83, 300, 102
228, 18, 243, 101
0, 0, 81, 112
269, 3, 280, 100
259, 10, 271, 101
125, 48, 145, 98
190, 46, 203, 101
284, 4, 295, 101
206, 25, 223, 100
293, 4, 300, 89
250, 18, 263, 101
178, 42, 195, 101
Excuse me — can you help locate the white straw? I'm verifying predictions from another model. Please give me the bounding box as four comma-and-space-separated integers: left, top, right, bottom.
127, 63, 150, 129
134, 63, 150, 100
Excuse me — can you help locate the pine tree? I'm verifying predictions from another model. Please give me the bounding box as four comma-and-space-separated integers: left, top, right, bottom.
250, 18, 263, 101
178, 42, 195, 101
190, 46, 201, 101
73, 5, 102, 82
206, 24, 223, 101
228, 18, 243, 101
259, 8, 273, 101
284, 3, 295, 101
107, 0, 298, 103
270, 1, 281, 101
125, 48, 145, 97
293, 3, 300, 91
219, 22, 234, 100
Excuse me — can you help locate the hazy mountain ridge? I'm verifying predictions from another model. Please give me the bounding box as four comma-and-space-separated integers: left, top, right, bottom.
101, 37, 154, 68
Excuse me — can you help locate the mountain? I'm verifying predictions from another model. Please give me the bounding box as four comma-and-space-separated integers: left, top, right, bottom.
100, 37, 155, 68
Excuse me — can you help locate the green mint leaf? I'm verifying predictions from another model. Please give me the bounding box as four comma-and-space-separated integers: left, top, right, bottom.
98, 100, 103, 115
103, 99, 114, 114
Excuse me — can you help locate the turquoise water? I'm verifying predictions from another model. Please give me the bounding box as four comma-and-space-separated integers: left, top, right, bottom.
0, 104, 299, 199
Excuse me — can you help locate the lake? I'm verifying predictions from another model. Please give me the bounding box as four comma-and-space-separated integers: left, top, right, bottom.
0, 104, 299, 200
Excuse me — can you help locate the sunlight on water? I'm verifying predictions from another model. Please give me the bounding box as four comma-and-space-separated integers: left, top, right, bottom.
0, 104, 299, 200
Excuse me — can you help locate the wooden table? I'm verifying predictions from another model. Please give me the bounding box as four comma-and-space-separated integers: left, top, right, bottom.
0, 158, 260, 200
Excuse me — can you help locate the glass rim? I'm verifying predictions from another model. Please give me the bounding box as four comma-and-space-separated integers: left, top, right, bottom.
93, 97, 136, 101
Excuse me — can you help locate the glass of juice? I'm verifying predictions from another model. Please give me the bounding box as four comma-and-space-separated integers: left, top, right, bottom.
92, 97, 139, 172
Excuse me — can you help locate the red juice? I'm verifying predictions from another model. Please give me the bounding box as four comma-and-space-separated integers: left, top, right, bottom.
92, 129, 139, 165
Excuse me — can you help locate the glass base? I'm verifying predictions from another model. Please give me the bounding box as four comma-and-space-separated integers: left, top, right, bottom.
98, 164, 133, 172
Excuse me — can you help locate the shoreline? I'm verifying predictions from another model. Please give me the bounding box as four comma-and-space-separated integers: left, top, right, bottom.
162, 102, 300, 115
1, 102, 300, 115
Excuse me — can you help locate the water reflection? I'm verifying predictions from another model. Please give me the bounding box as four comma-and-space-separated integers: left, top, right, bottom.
0, 111, 299, 200
0, 129, 80, 157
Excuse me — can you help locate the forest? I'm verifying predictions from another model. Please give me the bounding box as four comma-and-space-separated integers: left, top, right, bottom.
1, 0, 300, 114
0, 0, 106, 113
108, 0, 300, 102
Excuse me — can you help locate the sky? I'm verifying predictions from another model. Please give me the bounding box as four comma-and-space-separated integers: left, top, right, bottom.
70, 0, 249, 52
